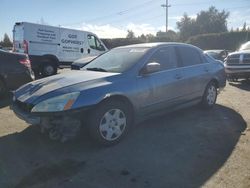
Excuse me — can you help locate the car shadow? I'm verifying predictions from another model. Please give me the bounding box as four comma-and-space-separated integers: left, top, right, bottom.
0, 104, 247, 188
0, 92, 12, 108
228, 79, 250, 91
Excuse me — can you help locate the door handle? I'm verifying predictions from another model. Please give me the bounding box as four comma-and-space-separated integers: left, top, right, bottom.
175, 74, 182, 79
204, 67, 209, 72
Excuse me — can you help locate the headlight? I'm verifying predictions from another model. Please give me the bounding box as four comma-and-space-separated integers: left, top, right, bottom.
31, 92, 80, 112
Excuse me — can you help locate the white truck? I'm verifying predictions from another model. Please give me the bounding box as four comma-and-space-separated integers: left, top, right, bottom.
13, 22, 108, 76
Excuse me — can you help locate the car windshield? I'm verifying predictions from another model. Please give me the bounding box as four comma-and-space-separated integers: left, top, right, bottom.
83, 47, 149, 73
239, 42, 250, 51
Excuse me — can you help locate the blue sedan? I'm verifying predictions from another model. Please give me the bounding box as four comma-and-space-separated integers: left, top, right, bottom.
11, 43, 226, 145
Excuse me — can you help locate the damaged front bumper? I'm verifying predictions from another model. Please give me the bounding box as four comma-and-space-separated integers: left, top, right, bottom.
11, 101, 92, 142
11, 103, 41, 125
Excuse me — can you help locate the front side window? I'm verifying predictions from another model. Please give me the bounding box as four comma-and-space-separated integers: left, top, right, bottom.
87, 35, 105, 51
178, 46, 202, 67
148, 47, 178, 71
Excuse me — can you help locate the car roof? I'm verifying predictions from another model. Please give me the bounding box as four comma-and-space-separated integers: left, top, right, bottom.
204, 49, 225, 53
116, 42, 201, 50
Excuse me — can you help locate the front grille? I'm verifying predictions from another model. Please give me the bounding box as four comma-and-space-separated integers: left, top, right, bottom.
227, 58, 239, 64
226, 54, 240, 64
243, 57, 250, 64
15, 100, 34, 113
226, 54, 250, 64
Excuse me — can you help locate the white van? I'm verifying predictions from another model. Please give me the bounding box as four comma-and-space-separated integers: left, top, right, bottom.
13, 22, 108, 76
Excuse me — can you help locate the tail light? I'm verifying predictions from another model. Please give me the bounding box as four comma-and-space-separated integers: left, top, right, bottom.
19, 58, 31, 68
23, 40, 28, 54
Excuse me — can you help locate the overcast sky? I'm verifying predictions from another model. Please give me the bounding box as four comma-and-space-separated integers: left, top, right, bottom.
0, 0, 250, 39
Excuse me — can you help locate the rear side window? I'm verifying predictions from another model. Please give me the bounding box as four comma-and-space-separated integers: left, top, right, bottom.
149, 47, 178, 71
177, 46, 202, 67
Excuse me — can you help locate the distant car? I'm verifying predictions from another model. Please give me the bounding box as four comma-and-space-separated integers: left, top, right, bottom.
204, 49, 229, 61
11, 43, 226, 145
224, 41, 250, 81
0, 50, 34, 96
71, 56, 97, 70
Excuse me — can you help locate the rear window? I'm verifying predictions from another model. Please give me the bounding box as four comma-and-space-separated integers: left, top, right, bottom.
148, 47, 178, 70
178, 46, 202, 67
13, 25, 24, 41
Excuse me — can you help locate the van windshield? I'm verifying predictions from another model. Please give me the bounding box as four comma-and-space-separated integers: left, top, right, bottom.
239, 41, 250, 51
83, 47, 149, 73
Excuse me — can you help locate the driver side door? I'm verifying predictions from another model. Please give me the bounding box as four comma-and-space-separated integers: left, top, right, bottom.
136, 46, 184, 115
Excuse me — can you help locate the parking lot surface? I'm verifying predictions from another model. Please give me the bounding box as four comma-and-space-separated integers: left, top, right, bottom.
0, 73, 249, 188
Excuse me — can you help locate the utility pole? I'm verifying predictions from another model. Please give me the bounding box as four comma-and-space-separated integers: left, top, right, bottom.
161, 0, 171, 32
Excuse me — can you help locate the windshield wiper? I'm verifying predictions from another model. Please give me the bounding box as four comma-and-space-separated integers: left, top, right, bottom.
86, 67, 107, 72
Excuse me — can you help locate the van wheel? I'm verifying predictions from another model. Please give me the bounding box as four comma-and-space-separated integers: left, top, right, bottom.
0, 79, 7, 97
41, 63, 57, 77
201, 81, 217, 108
88, 100, 131, 146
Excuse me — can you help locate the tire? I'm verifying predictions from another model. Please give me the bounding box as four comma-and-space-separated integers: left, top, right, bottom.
0, 79, 7, 97
201, 81, 217, 109
88, 100, 132, 146
41, 63, 57, 77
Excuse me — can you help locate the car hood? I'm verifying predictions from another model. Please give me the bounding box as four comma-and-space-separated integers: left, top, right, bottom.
15, 70, 119, 103
228, 50, 250, 56
73, 56, 97, 64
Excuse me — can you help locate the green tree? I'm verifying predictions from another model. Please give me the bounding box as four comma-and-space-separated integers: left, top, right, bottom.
177, 13, 197, 41
196, 6, 229, 34
176, 6, 229, 41
156, 30, 178, 41
126, 30, 135, 39
2, 33, 12, 47
242, 22, 247, 31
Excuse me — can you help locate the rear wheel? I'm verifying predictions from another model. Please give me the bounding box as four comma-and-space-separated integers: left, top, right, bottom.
41, 63, 57, 77
88, 100, 131, 146
202, 81, 217, 108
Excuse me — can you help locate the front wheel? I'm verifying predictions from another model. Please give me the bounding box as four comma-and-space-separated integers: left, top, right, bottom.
41, 63, 57, 77
201, 82, 217, 108
88, 100, 131, 146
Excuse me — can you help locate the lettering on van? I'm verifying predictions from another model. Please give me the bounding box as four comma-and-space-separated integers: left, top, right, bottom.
36, 29, 56, 42
62, 46, 80, 53
61, 34, 84, 46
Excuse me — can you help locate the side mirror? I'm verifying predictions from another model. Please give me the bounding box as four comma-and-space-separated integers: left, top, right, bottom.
141, 62, 161, 75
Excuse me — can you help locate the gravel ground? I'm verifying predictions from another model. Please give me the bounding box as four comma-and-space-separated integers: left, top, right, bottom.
0, 77, 249, 188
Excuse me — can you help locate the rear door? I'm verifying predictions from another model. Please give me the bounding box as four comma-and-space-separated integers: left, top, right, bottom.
176, 46, 211, 100
137, 46, 185, 115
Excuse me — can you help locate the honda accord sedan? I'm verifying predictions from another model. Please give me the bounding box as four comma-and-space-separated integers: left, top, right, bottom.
11, 43, 226, 145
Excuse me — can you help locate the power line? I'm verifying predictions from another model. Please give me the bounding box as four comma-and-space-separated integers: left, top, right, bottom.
61, 0, 250, 30
61, 0, 161, 26
100, 6, 162, 25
